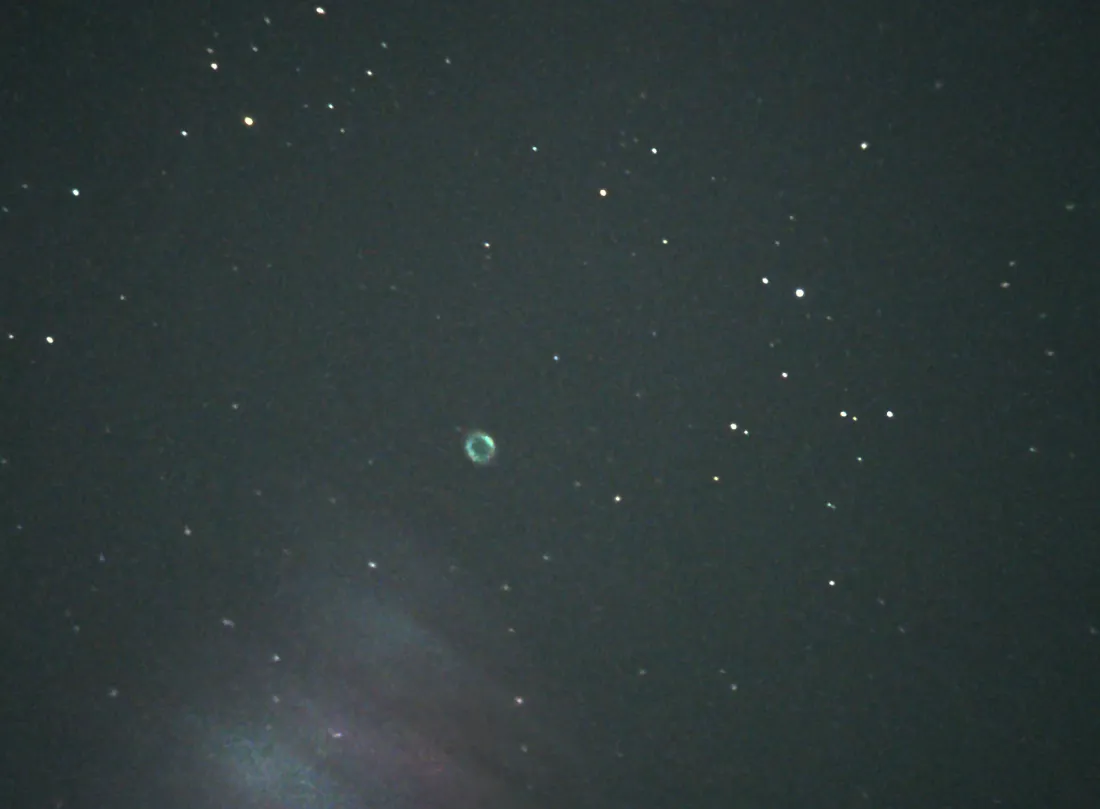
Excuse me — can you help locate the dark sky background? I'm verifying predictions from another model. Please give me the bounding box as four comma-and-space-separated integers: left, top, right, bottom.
2, 1, 1098, 807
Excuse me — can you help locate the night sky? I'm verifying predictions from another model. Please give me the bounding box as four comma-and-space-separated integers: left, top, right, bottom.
2, 2, 1098, 807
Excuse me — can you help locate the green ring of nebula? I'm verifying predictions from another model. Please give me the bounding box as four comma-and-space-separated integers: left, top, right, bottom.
463, 430, 497, 466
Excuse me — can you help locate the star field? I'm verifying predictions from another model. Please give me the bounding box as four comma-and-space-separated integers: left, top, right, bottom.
1, 3, 1097, 808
